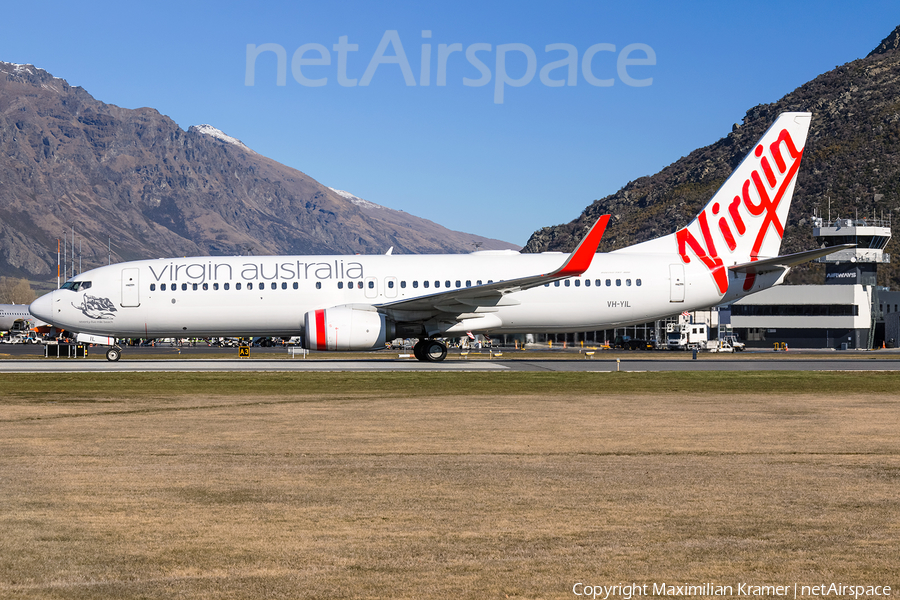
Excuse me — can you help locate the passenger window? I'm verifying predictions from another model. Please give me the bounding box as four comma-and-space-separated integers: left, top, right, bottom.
192, 283, 198, 291
466, 280, 471, 287
434, 281, 440, 288
596, 279, 601, 286
455, 280, 460, 288
401, 281, 406, 289
281, 282, 287, 290
585, 279, 590, 287
616, 279, 621, 286
477, 280, 482, 285
606, 279, 611, 287
293, 282, 298, 289
338, 282, 344, 289
271, 282, 277, 290
316, 282, 322, 290
424, 281, 430, 288
182, 283, 188, 291
150, 284, 156, 291
213, 283, 219, 290
357, 282, 363, 289
247, 282, 253, 290
236, 283, 242, 290
626, 279, 631, 286
203, 283, 208, 291
575, 279, 581, 287
161, 283, 167, 291
368, 281, 374, 289
413, 281, 419, 288
636, 279, 642, 286
445, 280, 451, 288
564, 280, 570, 287
388, 280, 394, 289
224, 283, 230, 290
554, 281, 560, 287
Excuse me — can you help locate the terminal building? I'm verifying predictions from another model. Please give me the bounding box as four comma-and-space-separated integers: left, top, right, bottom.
728, 216, 900, 349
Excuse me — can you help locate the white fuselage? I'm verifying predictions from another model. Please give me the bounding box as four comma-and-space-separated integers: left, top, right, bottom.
31, 248, 759, 340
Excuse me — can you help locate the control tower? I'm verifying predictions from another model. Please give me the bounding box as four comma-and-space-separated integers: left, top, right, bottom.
813, 215, 898, 347
812, 216, 891, 285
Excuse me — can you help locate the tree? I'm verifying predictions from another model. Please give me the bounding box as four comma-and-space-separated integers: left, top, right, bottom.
0, 277, 36, 304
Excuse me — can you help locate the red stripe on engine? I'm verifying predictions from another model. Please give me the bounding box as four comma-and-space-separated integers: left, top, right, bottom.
315, 309, 327, 351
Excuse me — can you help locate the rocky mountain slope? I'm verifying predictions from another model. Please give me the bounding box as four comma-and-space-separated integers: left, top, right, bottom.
524, 24, 900, 287
0, 63, 516, 281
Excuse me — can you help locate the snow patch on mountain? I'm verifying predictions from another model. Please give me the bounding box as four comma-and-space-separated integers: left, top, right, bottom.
190, 124, 256, 154
329, 188, 387, 211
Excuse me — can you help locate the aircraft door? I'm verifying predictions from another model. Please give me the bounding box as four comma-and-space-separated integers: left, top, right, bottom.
669, 264, 685, 302
121, 267, 140, 307
364, 276, 378, 300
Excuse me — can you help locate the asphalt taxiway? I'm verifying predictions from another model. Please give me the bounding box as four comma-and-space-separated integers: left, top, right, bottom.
1, 359, 900, 373
2, 344, 900, 372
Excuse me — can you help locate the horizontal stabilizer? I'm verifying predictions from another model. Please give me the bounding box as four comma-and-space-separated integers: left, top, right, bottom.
729, 244, 856, 275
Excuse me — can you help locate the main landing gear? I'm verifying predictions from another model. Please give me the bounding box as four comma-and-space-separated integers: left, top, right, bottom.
413, 338, 447, 362
105, 346, 122, 361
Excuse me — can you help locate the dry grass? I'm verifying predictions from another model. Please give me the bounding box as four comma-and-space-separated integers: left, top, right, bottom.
0, 373, 898, 599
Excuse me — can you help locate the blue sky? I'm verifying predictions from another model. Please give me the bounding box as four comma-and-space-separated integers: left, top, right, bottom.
4, 1, 900, 246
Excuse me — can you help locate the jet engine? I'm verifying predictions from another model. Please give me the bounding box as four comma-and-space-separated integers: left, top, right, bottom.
303, 305, 395, 351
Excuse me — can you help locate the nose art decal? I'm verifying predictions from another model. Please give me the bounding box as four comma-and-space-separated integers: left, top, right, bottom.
72, 295, 118, 319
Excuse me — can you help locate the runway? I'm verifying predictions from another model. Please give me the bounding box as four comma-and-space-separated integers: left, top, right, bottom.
3, 342, 900, 372
3, 352, 900, 372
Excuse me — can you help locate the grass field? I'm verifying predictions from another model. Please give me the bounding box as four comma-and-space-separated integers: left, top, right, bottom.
1, 372, 898, 599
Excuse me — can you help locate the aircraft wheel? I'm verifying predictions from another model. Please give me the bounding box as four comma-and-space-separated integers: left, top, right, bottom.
422, 339, 447, 362
106, 346, 122, 362
413, 339, 426, 361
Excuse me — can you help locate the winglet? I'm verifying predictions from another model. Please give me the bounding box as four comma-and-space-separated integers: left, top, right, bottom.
550, 215, 611, 278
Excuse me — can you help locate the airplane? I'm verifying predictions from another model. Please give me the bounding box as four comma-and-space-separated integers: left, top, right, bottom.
0, 304, 46, 333
29, 112, 851, 362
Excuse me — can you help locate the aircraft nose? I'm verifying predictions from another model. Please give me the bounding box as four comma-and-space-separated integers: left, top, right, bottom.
30, 291, 54, 323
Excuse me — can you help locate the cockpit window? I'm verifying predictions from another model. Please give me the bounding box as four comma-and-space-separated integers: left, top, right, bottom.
60, 281, 92, 292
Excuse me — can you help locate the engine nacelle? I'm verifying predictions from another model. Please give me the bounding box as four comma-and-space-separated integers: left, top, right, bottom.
303, 305, 395, 351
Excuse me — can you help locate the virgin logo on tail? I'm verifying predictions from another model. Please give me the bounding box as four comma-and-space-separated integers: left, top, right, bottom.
676, 126, 804, 294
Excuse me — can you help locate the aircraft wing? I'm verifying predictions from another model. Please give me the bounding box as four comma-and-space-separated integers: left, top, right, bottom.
376, 215, 610, 316
728, 244, 856, 275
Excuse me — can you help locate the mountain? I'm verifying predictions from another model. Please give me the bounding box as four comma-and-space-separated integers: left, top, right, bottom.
327, 187, 518, 253
0, 62, 517, 281
524, 24, 900, 288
